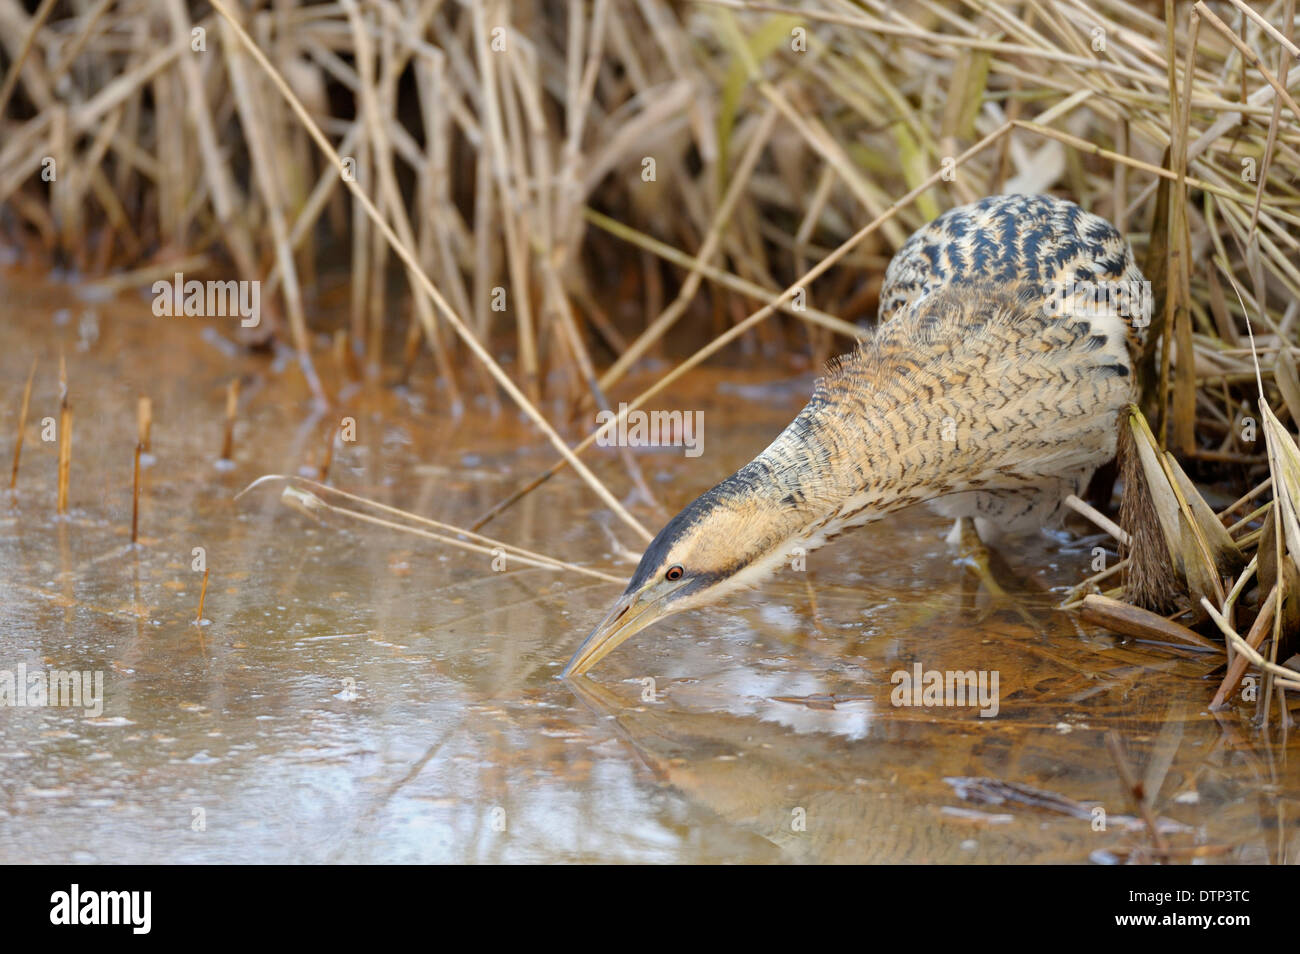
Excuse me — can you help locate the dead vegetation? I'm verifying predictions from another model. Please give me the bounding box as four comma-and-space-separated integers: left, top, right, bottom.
1, 0, 1299, 715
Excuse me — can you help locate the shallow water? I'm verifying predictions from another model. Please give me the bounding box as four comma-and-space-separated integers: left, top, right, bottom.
1, 273, 1296, 863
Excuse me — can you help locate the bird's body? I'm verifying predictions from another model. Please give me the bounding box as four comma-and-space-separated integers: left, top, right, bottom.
875, 193, 1149, 538
564, 194, 1151, 676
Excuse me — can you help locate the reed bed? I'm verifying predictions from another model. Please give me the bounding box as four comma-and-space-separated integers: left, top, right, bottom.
2, 0, 1298, 715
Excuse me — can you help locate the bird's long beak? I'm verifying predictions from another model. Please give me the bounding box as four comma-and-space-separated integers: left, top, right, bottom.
562, 583, 674, 677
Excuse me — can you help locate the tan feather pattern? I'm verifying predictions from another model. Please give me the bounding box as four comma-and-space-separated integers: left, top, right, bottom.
732, 279, 1136, 550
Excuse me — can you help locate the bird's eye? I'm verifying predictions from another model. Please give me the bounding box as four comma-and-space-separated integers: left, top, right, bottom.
665, 564, 684, 581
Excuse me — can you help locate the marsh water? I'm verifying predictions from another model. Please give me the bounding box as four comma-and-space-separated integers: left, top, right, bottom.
2, 272, 1297, 864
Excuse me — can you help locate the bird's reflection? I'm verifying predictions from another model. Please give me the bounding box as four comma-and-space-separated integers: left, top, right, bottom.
566, 676, 1103, 862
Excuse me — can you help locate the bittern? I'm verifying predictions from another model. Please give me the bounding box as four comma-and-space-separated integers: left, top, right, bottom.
564, 193, 1149, 676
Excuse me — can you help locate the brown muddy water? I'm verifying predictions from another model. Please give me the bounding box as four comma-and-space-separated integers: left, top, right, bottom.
2, 272, 1297, 864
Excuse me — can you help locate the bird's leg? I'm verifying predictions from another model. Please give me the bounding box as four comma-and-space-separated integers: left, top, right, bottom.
948, 517, 1044, 633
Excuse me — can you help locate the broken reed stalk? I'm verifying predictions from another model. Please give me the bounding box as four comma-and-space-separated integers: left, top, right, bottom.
131, 439, 141, 544
398, 319, 421, 383
334, 330, 362, 383
56, 353, 71, 515
219, 379, 239, 462
317, 419, 342, 483
9, 357, 36, 490
57, 409, 72, 515
131, 395, 150, 545
137, 396, 152, 454
195, 565, 210, 624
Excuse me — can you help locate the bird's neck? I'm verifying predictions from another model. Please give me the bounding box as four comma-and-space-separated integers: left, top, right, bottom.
740, 365, 971, 552
754, 403, 904, 540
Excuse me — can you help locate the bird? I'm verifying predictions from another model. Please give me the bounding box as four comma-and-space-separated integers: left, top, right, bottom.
563, 193, 1150, 676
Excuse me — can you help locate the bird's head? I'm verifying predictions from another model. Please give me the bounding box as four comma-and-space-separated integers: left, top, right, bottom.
562, 471, 803, 676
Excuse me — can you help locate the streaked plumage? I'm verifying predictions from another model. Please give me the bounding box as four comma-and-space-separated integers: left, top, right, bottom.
564, 194, 1149, 676
880, 193, 1147, 353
